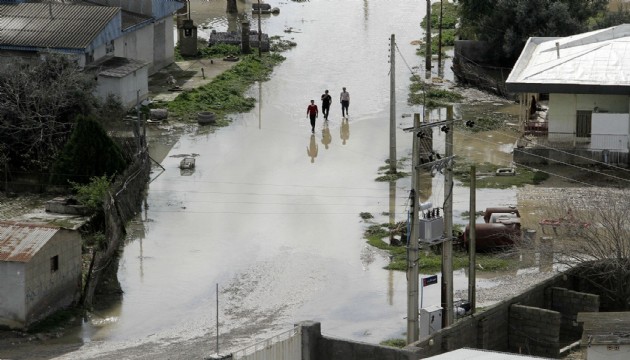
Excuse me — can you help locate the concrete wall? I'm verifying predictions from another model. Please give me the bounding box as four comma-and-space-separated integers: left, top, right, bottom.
298, 321, 419, 360
548, 93, 630, 138
24, 229, 82, 327
548, 287, 599, 340
115, 25, 154, 73
0, 262, 26, 329
508, 304, 561, 358
514, 147, 629, 166
96, 65, 149, 108
152, 17, 173, 74
408, 273, 573, 358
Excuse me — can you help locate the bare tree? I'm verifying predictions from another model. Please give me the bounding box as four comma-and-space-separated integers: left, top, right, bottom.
0, 54, 97, 171
539, 188, 630, 310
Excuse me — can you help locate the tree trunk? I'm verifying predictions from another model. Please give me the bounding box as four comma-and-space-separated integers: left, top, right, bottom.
227, 0, 238, 14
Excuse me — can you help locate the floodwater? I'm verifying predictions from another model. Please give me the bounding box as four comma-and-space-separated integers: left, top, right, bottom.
6, 1, 532, 359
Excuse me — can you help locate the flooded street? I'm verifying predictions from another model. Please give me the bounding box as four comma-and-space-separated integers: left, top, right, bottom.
2, 1, 532, 359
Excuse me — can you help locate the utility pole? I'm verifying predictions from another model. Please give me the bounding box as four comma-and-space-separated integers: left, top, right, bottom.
389, 34, 397, 173
441, 107, 454, 327
468, 165, 476, 313
407, 113, 421, 344
437, 0, 443, 76
425, 0, 431, 72
257, 0, 262, 57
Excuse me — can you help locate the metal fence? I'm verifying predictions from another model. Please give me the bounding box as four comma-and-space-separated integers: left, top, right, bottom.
232, 326, 301, 360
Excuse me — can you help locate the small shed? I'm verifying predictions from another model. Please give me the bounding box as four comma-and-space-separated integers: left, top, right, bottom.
86, 56, 150, 109
0, 221, 82, 329
578, 312, 630, 360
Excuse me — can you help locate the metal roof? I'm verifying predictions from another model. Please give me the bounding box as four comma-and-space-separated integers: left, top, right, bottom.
0, 2, 120, 49
0, 221, 60, 263
86, 55, 148, 77
506, 24, 630, 94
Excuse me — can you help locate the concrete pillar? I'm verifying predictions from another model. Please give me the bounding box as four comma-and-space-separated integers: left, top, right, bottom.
241, 20, 251, 54
539, 236, 554, 272
297, 321, 321, 360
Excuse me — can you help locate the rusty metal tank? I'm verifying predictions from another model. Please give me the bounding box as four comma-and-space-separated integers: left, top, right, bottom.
461, 207, 521, 252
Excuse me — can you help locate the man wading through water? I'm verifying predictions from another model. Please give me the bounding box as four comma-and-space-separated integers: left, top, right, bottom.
340, 87, 350, 118
306, 99, 319, 133
321, 90, 332, 120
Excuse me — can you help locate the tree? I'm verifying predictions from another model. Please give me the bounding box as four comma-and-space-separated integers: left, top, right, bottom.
0, 54, 99, 172
227, 0, 237, 14
537, 189, 630, 311
50, 114, 128, 186
457, 0, 609, 63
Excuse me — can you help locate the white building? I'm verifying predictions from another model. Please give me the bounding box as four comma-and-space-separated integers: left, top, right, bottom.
506, 24, 630, 165
0, 221, 82, 330
0, 0, 184, 108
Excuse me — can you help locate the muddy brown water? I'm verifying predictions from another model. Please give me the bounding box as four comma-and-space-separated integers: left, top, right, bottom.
0, 1, 558, 359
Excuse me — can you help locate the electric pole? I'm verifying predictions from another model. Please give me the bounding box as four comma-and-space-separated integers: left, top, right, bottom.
437, 0, 443, 75
257, 0, 262, 57
441, 107, 454, 327
425, 0, 431, 72
468, 165, 476, 313
407, 113, 421, 344
389, 34, 397, 173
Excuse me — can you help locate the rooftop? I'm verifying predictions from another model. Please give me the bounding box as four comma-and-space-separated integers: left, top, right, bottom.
506, 24, 630, 94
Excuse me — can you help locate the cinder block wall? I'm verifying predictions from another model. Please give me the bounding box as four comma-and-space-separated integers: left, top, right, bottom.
548, 287, 599, 339
509, 304, 561, 358
409, 273, 572, 357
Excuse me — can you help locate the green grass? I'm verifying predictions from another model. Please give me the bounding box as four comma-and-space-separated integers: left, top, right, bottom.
363, 224, 515, 272
408, 82, 463, 108
453, 160, 549, 189
380, 338, 407, 348
166, 53, 285, 122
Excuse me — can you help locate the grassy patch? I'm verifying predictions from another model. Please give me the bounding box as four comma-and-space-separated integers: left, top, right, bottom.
408, 81, 463, 108
165, 53, 285, 122
380, 338, 407, 348
375, 158, 411, 182
360, 212, 374, 220
453, 160, 549, 189
363, 224, 515, 272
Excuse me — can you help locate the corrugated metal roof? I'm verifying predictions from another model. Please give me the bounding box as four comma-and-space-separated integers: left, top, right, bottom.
0, 3, 120, 49
0, 221, 60, 263
506, 24, 630, 94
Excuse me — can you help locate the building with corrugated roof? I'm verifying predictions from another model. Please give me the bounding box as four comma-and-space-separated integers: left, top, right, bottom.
0, 221, 82, 329
0, 0, 184, 108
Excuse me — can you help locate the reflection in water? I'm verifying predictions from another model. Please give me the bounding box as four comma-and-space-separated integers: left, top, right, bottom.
340, 118, 350, 145
321, 121, 332, 149
307, 134, 318, 163
258, 81, 262, 129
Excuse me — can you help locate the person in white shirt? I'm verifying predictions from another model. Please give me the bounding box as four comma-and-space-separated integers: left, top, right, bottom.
340, 87, 350, 118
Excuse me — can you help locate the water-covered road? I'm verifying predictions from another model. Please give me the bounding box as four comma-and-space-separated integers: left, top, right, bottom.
3, 1, 522, 359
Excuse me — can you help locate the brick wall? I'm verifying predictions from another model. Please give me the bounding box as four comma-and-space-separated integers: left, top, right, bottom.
548, 287, 600, 339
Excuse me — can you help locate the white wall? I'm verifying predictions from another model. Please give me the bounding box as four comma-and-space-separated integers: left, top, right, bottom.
96, 66, 149, 109
0, 262, 26, 329
548, 93, 630, 141
591, 113, 629, 152
24, 230, 82, 326
115, 25, 154, 73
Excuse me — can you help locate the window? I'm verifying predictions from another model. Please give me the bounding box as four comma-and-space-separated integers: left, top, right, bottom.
50, 255, 59, 273
576, 110, 592, 138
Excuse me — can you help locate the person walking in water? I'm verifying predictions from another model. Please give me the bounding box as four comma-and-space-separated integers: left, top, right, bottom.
340, 87, 350, 118
321, 90, 332, 120
306, 99, 319, 133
